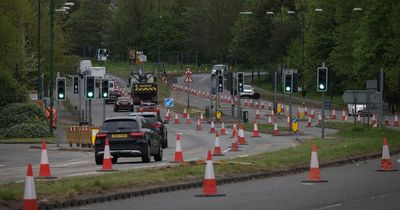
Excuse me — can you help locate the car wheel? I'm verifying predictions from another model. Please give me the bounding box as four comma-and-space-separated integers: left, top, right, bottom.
111, 157, 118, 164
154, 144, 163, 162
95, 156, 103, 165
141, 143, 151, 163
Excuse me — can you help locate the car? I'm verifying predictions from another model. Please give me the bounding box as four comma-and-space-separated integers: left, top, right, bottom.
138, 102, 160, 114
347, 104, 373, 117
94, 116, 163, 164
211, 64, 227, 79
129, 112, 168, 148
105, 90, 121, 104
240, 85, 255, 97
114, 97, 134, 112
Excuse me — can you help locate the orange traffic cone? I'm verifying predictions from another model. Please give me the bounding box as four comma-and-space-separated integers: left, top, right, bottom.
256, 110, 260, 119
165, 109, 171, 122
341, 109, 346, 121
310, 109, 315, 119
304, 107, 308, 115
273, 121, 279, 136
331, 109, 336, 120
186, 113, 192, 124
229, 136, 240, 152
394, 112, 399, 127
210, 121, 216, 133
23, 163, 38, 210
302, 144, 327, 183
38, 141, 56, 179
171, 133, 184, 163
371, 114, 376, 125
344, 114, 348, 123
230, 123, 238, 138
318, 112, 322, 124
251, 120, 261, 137
220, 121, 226, 135
196, 150, 225, 197
200, 113, 205, 123
238, 125, 248, 145
183, 108, 188, 118
307, 116, 312, 127
196, 118, 202, 131
174, 114, 180, 124
267, 114, 273, 125
377, 138, 398, 172
213, 132, 224, 156
97, 137, 118, 172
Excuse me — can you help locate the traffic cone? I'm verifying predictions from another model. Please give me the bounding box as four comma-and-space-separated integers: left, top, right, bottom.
304, 107, 308, 116
229, 134, 240, 151
256, 110, 260, 119
372, 114, 376, 125
297, 106, 301, 118
238, 125, 248, 145
267, 114, 273, 125
231, 123, 238, 138
196, 118, 202, 131
357, 114, 361, 123
331, 109, 336, 120
261, 101, 265, 109
344, 114, 348, 123
310, 109, 315, 119
97, 137, 117, 172
318, 112, 322, 124
186, 113, 192, 124
210, 121, 216, 133
302, 144, 327, 183
37, 141, 56, 179
165, 109, 171, 122
196, 150, 225, 197
377, 138, 398, 172
220, 121, 226, 135
174, 114, 180, 124
271, 108, 275, 117
251, 120, 261, 137
23, 163, 38, 210
287, 116, 291, 128
183, 108, 187, 118
200, 113, 205, 123
341, 109, 346, 121
394, 112, 399, 127
213, 132, 224, 156
171, 133, 184, 163
273, 121, 279, 136
268, 102, 272, 110
307, 116, 312, 127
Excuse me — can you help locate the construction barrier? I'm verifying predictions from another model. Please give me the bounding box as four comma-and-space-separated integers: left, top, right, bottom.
66, 126, 99, 147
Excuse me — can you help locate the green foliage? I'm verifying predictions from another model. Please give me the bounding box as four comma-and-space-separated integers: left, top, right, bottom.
0, 103, 47, 129
3, 123, 50, 138
0, 72, 28, 107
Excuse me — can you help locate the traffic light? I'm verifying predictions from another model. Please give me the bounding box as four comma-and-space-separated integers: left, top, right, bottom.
56, 77, 66, 100
85, 76, 95, 99
217, 75, 224, 92
73, 76, 79, 94
101, 79, 109, 99
317, 67, 328, 92
283, 73, 293, 93
237, 72, 244, 93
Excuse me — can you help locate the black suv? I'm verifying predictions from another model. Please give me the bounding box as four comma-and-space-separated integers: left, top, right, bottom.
94, 116, 163, 164
129, 112, 168, 148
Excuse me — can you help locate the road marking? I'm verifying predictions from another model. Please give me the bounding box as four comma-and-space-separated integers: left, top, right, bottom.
238, 155, 249, 158
0, 165, 5, 167
300, 183, 314, 186
317, 203, 342, 209
223, 149, 230, 153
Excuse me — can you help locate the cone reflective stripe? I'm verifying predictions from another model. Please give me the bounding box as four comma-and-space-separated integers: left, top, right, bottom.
38, 141, 53, 178
394, 112, 399, 127
210, 121, 216, 133
174, 114, 180, 124
23, 163, 38, 210
256, 110, 260, 119
273, 122, 279, 136
310, 109, 315, 119
186, 113, 192, 124
202, 150, 218, 195
341, 109, 346, 121
331, 109, 336, 120
251, 121, 261, 137
196, 118, 202, 130
238, 125, 247, 145
200, 113, 204, 123
379, 138, 395, 171
213, 133, 224, 156
101, 137, 114, 171
173, 133, 184, 162
308, 144, 321, 181
220, 121, 226, 135
267, 114, 273, 125
318, 112, 322, 124
307, 116, 312, 127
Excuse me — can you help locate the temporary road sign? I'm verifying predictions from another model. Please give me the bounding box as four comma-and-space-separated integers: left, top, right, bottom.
215, 111, 222, 120
164, 98, 174, 107
184, 75, 193, 82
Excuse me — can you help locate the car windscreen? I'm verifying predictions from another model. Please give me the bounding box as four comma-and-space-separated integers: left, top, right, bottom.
101, 119, 138, 132
141, 115, 158, 123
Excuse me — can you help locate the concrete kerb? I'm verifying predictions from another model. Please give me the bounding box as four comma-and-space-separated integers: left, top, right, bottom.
35, 149, 400, 210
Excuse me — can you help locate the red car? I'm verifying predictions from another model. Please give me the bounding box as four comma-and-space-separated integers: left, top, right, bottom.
138, 102, 160, 114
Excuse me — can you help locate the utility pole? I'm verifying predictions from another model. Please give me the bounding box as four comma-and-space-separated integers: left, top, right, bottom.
48, 0, 55, 135
37, 0, 42, 100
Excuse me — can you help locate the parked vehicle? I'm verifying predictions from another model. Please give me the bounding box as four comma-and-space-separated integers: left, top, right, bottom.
94, 116, 163, 164
129, 112, 168, 148
114, 97, 134, 112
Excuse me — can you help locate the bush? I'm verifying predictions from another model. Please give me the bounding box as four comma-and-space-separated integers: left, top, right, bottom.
0, 72, 27, 107
3, 123, 50, 138
0, 103, 47, 129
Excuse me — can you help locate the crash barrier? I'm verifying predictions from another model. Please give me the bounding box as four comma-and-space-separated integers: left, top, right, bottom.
66, 126, 99, 147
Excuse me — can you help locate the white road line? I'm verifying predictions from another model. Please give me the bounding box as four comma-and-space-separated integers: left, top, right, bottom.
0, 165, 5, 167
238, 155, 249, 158
317, 203, 342, 209
223, 149, 230, 153
300, 183, 314, 186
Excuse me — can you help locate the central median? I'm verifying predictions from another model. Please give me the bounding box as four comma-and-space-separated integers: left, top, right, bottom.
1, 122, 400, 209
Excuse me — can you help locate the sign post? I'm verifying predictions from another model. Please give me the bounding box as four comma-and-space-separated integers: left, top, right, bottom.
317, 63, 328, 139
184, 67, 193, 109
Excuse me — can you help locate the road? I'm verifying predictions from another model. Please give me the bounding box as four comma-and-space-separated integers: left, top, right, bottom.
66, 155, 400, 210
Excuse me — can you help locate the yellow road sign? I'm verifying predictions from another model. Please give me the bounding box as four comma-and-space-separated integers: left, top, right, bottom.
215, 111, 222, 120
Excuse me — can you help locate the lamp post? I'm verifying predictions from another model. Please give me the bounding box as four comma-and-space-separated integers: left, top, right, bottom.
37, 0, 42, 100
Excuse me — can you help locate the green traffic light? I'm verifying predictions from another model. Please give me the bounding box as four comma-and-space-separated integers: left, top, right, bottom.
58, 93, 64, 99
88, 92, 94, 98
319, 84, 325, 90
285, 86, 291, 92
103, 92, 108, 98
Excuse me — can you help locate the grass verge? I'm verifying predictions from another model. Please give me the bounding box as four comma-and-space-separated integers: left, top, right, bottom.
1, 122, 399, 209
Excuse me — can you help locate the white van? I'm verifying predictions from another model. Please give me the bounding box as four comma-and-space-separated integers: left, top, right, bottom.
79, 60, 92, 75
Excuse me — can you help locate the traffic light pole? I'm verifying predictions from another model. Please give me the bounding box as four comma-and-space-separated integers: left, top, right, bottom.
56, 100, 60, 147
289, 93, 292, 133
321, 92, 325, 139
103, 99, 106, 122
89, 99, 92, 126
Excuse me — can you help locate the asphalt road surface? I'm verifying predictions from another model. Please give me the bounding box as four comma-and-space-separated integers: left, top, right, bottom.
66, 155, 400, 210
